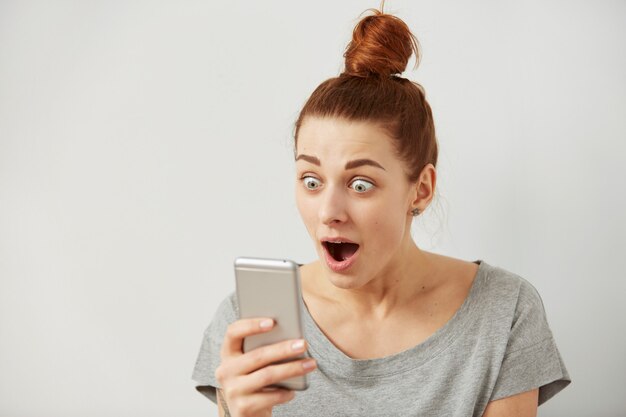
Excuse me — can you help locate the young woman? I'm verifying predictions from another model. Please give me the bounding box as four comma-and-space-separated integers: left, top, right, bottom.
193, 8, 570, 417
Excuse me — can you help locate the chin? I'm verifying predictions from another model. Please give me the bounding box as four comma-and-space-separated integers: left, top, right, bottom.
323, 268, 366, 290
328, 276, 360, 290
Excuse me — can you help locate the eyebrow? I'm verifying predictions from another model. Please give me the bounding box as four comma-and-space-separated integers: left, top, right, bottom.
295, 154, 386, 171
295, 154, 321, 165
345, 158, 386, 171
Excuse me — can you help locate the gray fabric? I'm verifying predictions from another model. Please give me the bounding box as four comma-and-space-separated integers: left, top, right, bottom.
191, 260, 571, 416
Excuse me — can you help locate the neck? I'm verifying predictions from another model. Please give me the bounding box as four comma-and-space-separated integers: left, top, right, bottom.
312, 241, 440, 320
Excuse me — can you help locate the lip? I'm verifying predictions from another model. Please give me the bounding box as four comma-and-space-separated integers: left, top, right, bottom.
320, 237, 360, 273
320, 236, 358, 244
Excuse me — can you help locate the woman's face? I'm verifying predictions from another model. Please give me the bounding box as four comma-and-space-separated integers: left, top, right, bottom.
295, 116, 420, 289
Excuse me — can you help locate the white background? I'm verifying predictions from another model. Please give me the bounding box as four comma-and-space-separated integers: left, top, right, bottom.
1, 1, 625, 416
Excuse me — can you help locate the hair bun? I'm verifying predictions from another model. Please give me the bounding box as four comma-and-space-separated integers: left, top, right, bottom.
343, 9, 419, 78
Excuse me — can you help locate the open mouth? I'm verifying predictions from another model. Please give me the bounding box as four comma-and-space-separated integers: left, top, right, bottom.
322, 241, 360, 262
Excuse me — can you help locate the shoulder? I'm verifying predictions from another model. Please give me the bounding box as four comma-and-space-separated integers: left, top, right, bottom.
476, 261, 553, 345
480, 262, 545, 311
217, 291, 239, 321
202, 291, 239, 336
478, 263, 571, 405
192, 291, 239, 389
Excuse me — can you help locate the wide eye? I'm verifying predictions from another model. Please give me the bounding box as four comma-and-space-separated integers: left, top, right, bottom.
302, 176, 322, 190
350, 179, 374, 193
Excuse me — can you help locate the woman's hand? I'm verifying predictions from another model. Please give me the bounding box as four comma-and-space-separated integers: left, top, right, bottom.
214, 318, 317, 417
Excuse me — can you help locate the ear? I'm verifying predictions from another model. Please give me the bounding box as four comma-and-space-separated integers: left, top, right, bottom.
408, 163, 436, 215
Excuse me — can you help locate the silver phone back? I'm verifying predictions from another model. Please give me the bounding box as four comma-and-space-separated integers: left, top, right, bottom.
234, 257, 309, 390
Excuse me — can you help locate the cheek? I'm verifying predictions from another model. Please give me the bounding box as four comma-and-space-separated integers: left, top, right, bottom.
372, 216, 405, 244
363, 200, 407, 248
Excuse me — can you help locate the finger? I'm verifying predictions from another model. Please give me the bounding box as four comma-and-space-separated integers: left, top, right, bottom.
226, 338, 310, 377
236, 358, 317, 394
221, 318, 275, 357
231, 389, 295, 415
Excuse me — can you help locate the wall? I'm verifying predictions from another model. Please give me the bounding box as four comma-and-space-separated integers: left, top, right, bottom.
1, 1, 624, 416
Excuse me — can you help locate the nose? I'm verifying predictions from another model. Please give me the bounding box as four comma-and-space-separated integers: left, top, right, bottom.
318, 184, 348, 225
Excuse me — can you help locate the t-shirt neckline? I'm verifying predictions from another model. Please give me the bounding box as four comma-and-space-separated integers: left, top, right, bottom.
300, 259, 491, 378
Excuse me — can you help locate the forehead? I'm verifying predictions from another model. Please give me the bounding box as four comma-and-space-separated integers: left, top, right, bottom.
296, 117, 398, 163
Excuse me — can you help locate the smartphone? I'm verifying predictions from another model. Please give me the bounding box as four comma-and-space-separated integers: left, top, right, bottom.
234, 257, 309, 391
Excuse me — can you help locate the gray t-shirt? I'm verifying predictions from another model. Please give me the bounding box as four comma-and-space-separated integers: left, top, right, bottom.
192, 260, 571, 416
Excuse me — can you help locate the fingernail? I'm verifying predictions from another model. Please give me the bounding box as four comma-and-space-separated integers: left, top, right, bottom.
302, 359, 316, 370
291, 339, 305, 351
259, 319, 274, 329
